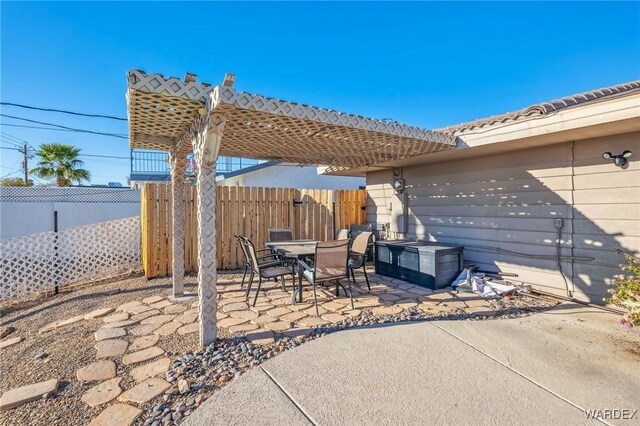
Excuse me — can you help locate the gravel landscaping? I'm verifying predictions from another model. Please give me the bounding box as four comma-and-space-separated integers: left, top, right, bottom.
0, 270, 558, 426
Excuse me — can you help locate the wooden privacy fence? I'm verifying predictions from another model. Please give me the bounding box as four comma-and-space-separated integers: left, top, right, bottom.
141, 184, 367, 278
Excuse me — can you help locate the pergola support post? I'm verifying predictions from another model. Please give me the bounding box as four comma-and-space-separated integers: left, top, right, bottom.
193, 111, 227, 347
169, 148, 187, 298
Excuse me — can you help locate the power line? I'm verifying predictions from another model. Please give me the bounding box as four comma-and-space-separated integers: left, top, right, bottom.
1, 145, 129, 161
1, 114, 128, 139
1, 102, 127, 121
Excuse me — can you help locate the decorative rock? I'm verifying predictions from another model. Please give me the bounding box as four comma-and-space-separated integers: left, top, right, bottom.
33, 352, 48, 360
94, 327, 126, 341
103, 312, 129, 323
118, 378, 171, 404
164, 304, 187, 314
0, 379, 59, 411
130, 324, 160, 336
228, 323, 259, 333
177, 323, 199, 335
149, 300, 172, 310
0, 336, 23, 350
177, 379, 190, 395
129, 335, 159, 352
154, 321, 181, 336
230, 310, 259, 320
218, 317, 249, 328
0, 326, 16, 339
122, 346, 164, 365
143, 295, 164, 304
130, 357, 171, 382
84, 308, 115, 320
372, 305, 404, 316
95, 339, 128, 358
245, 329, 275, 345
81, 377, 123, 407
131, 309, 160, 322
77, 360, 117, 382
100, 320, 138, 329
321, 313, 347, 324
141, 314, 176, 325
87, 403, 141, 426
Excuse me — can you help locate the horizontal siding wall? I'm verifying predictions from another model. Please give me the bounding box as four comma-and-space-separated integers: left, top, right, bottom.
366, 131, 640, 303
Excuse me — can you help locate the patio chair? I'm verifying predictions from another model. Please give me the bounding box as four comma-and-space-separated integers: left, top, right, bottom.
299, 240, 354, 315
242, 236, 295, 306
336, 228, 350, 240
268, 228, 293, 242
235, 235, 283, 288
349, 223, 374, 261
348, 231, 373, 291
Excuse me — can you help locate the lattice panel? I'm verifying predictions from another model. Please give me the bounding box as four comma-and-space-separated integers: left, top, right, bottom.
0, 187, 140, 203
1, 217, 141, 299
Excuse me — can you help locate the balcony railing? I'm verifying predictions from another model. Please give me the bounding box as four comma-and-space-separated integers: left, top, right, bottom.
130, 150, 264, 182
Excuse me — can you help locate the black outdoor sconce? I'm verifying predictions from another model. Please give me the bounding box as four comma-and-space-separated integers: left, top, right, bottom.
602, 151, 632, 168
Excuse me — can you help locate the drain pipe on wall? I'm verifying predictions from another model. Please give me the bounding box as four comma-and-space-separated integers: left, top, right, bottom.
554, 218, 573, 298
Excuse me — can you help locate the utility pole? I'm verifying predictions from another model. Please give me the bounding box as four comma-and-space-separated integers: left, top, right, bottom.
22, 143, 28, 185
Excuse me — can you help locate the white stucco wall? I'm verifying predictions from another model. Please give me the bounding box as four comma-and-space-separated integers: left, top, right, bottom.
218, 163, 365, 189
0, 188, 140, 239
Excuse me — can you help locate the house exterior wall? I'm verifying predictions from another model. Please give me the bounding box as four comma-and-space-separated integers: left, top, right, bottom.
218, 163, 365, 190
366, 131, 639, 303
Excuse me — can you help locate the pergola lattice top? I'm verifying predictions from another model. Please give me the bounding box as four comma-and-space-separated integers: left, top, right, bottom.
127, 70, 456, 167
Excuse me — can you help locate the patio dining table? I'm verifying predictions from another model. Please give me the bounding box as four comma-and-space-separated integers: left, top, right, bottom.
265, 240, 317, 303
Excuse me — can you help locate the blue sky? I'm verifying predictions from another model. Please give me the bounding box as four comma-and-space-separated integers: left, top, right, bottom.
1, 1, 639, 185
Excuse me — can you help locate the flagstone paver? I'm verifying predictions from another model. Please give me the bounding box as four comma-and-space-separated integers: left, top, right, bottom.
218, 297, 248, 306
100, 320, 138, 329
116, 301, 142, 313
0, 336, 23, 350
341, 309, 362, 318
287, 303, 312, 311
298, 316, 330, 327
81, 377, 123, 407
396, 299, 418, 308
228, 323, 259, 333
270, 297, 293, 306
129, 335, 160, 352
165, 304, 188, 314
253, 315, 278, 325
77, 360, 117, 382
38, 321, 61, 334
130, 357, 171, 382
280, 311, 308, 322
141, 314, 176, 325
154, 321, 182, 336
142, 296, 164, 304
177, 323, 199, 335
417, 303, 454, 314
217, 312, 229, 320
118, 377, 171, 404
372, 306, 404, 316
131, 310, 161, 322
222, 302, 249, 313
230, 310, 259, 320
148, 300, 171, 310
218, 317, 249, 328
122, 346, 164, 365
103, 312, 130, 323
245, 329, 275, 345
175, 313, 198, 324
84, 307, 115, 320
95, 339, 128, 358
0, 379, 59, 411
130, 324, 160, 336
303, 306, 327, 316
87, 403, 142, 426
378, 293, 402, 304
264, 321, 293, 332
249, 304, 274, 313
184, 308, 198, 315
322, 313, 347, 324
267, 307, 291, 317
282, 328, 313, 339
95, 327, 127, 342
322, 301, 347, 311
127, 304, 155, 315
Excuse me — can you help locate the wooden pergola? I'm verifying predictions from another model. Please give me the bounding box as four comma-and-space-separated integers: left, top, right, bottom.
126, 69, 456, 346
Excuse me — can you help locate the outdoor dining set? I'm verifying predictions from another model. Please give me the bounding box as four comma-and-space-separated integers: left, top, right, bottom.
234, 225, 374, 315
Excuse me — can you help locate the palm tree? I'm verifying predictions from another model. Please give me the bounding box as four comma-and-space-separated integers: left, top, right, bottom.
31, 144, 91, 187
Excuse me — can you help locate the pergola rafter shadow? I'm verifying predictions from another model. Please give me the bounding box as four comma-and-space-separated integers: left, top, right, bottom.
126, 69, 456, 345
